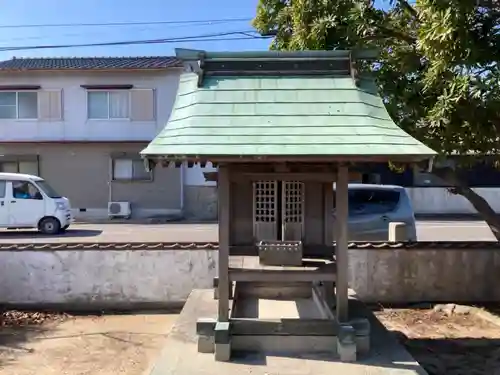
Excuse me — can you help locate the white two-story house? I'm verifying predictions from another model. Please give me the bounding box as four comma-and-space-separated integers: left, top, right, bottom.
0, 56, 186, 220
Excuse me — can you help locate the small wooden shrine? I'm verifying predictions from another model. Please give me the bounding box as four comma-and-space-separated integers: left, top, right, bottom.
141, 48, 436, 362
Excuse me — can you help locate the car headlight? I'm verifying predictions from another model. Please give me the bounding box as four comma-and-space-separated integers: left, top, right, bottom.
56, 202, 66, 211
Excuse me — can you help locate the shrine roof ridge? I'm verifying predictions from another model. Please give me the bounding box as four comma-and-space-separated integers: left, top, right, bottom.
175, 48, 379, 61
175, 48, 377, 81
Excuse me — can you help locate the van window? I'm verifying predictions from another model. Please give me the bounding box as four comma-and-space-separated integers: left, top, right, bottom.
0, 181, 5, 198
348, 189, 400, 215
12, 181, 43, 200
36, 180, 62, 198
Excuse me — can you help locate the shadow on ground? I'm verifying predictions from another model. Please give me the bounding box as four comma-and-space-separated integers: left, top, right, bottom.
393, 335, 500, 375
0, 229, 102, 239
0, 324, 51, 368
230, 348, 427, 373
371, 303, 500, 375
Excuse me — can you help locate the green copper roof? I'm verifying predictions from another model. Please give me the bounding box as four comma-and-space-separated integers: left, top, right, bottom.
141, 49, 436, 162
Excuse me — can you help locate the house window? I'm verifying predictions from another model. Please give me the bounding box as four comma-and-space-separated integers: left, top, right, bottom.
88, 91, 130, 119
87, 89, 155, 121
112, 158, 152, 181
0, 92, 38, 119
0, 160, 39, 175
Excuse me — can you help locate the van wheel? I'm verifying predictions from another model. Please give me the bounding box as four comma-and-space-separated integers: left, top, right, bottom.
39, 217, 61, 235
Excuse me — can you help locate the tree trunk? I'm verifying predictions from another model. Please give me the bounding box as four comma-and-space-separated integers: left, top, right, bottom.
433, 167, 500, 241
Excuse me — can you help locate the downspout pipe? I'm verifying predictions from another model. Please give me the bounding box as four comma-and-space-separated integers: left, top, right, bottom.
180, 162, 185, 215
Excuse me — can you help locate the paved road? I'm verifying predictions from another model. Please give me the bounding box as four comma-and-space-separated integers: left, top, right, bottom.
0, 221, 496, 243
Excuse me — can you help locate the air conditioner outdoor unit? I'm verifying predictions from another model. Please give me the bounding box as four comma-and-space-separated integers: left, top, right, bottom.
108, 201, 132, 219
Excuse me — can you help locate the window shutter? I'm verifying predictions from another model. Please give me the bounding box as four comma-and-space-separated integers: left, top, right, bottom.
113, 159, 133, 180
38, 90, 62, 120
49, 90, 62, 120
130, 89, 155, 121
1, 162, 18, 173
18, 161, 39, 175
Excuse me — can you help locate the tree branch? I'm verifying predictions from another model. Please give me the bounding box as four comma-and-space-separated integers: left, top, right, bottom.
433, 166, 500, 238
363, 25, 416, 44
395, 0, 418, 19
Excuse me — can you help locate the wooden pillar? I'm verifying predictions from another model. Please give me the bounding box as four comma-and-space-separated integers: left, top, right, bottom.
323, 182, 335, 308
336, 165, 349, 322
323, 182, 334, 245
217, 164, 230, 322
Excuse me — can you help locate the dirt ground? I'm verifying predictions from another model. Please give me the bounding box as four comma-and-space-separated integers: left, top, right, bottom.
4, 305, 500, 375
0, 311, 178, 375
375, 304, 500, 375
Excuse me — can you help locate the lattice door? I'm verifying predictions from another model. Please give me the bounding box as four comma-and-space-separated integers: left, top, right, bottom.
253, 181, 278, 240
282, 181, 304, 240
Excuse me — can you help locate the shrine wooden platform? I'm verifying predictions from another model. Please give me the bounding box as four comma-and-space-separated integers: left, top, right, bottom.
228, 256, 337, 283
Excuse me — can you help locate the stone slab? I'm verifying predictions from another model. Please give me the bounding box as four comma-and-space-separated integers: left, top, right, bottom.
234, 297, 324, 319
236, 281, 313, 299
150, 289, 428, 375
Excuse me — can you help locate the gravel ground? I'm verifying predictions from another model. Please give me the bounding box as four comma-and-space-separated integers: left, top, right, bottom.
0, 310, 69, 327
376, 305, 500, 375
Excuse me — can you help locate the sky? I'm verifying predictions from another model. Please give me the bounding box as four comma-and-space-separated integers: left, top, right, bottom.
0, 0, 388, 60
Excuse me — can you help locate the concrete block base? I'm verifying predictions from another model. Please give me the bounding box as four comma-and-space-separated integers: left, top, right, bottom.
337, 324, 357, 362
214, 343, 231, 362
232, 335, 337, 354
355, 335, 370, 355
198, 335, 215, 353
337, 338, 357, 362
350, 317, 371, 354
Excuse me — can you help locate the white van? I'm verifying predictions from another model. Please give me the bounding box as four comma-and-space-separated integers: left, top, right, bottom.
0, 173, 72, 234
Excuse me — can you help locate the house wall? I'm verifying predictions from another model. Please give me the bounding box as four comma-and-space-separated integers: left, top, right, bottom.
0, 143, 182, 220
0, 70, 181, 141
0, 69, 186, 220
183, 163, 218, 221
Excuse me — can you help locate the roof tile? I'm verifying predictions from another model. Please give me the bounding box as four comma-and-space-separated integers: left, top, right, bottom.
0, 56, 182, 71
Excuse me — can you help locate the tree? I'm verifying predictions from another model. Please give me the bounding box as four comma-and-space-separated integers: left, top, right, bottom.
253, 0, 500, 239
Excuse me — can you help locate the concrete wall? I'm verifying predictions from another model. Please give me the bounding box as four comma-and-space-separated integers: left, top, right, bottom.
348, 247, 500, 303
406, 187, 500, 215
0, 249, 216, 308
1, 247, 499, 309
0, 70, 181, 142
